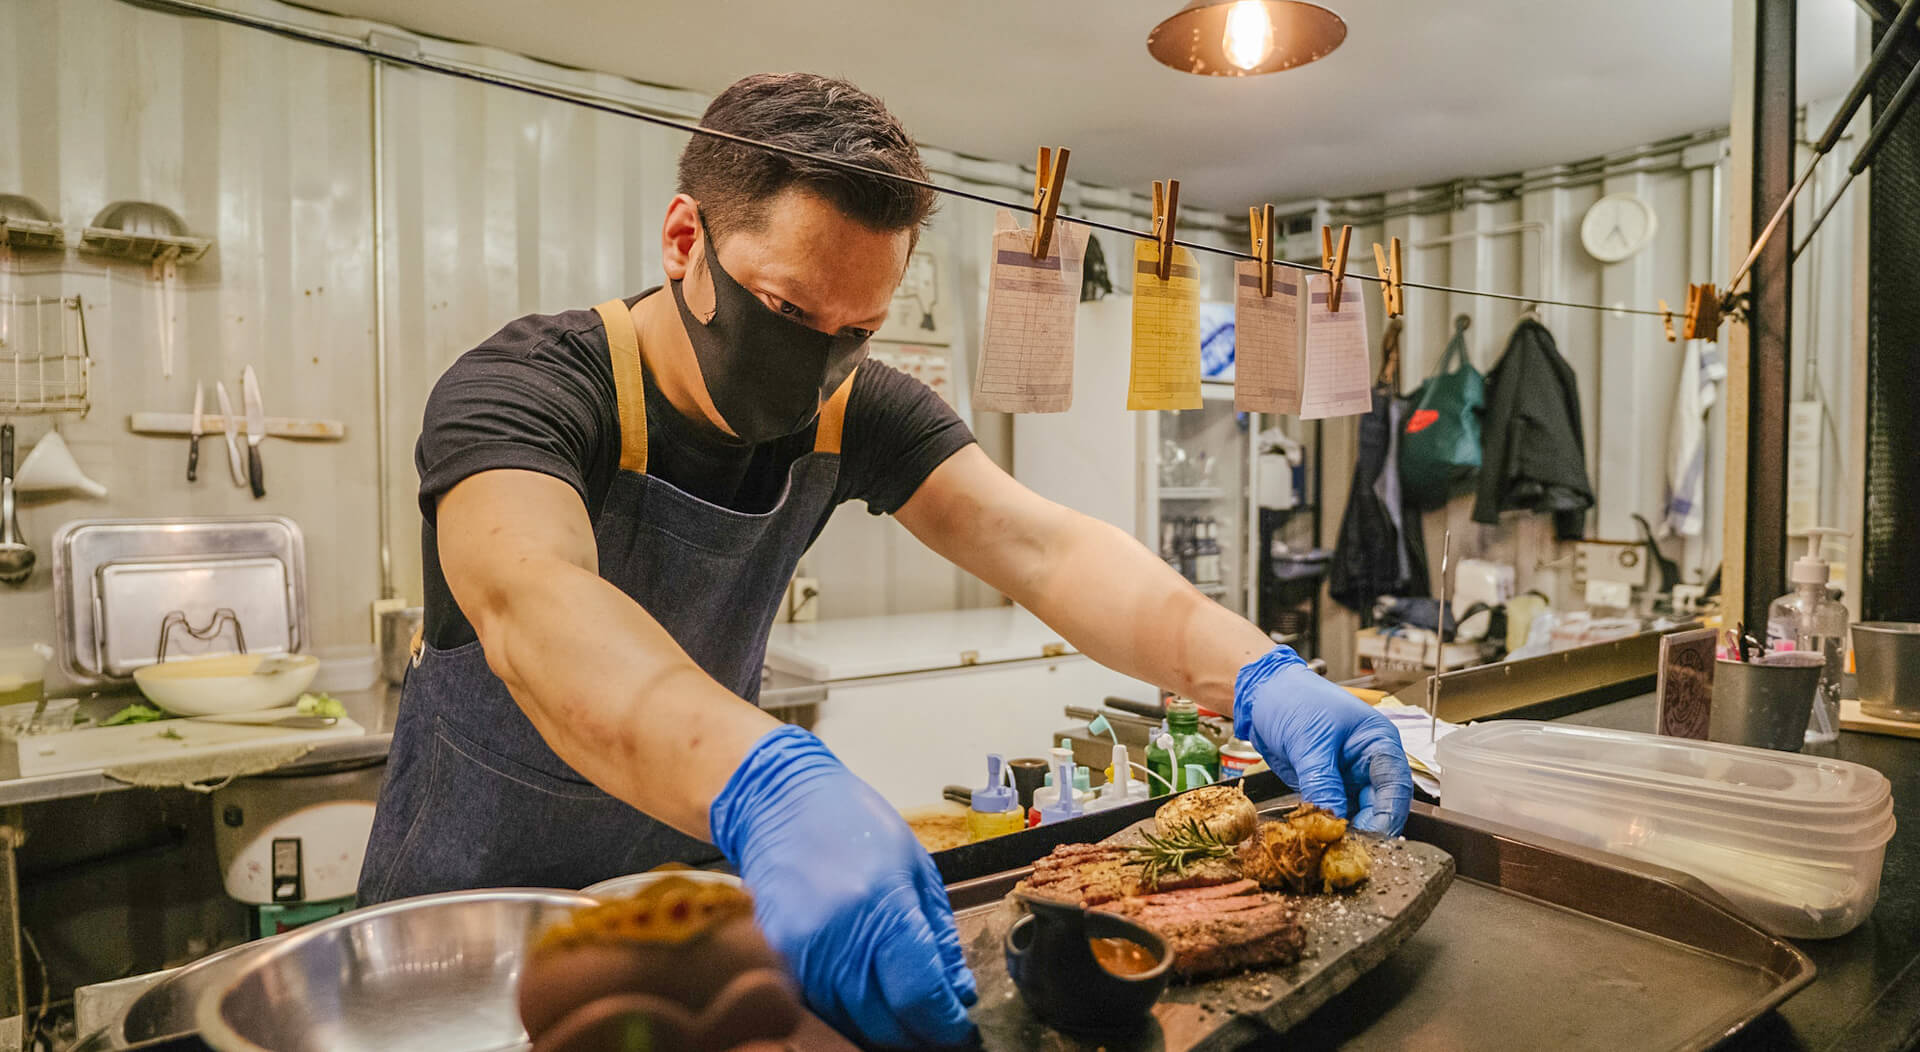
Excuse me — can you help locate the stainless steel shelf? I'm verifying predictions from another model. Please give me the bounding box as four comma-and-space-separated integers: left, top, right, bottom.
1160, 486, 1224, 500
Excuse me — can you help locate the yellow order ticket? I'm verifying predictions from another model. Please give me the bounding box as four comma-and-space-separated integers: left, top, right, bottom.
1127, 240, 1202, 410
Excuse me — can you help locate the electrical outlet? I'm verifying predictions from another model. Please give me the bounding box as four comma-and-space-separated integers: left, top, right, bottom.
788, 577, 820, 623
370, 597, 409, 642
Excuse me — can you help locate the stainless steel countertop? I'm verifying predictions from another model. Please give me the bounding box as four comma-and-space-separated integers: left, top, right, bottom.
0, 667, 828, 807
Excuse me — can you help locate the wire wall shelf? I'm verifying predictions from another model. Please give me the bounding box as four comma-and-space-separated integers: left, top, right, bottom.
0, 294, 91, 417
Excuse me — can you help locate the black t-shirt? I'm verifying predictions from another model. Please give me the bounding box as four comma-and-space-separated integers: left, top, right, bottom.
416, 290, 975, 648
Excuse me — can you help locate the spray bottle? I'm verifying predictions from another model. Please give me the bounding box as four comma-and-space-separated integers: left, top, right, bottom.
1766, 529, 1850, 745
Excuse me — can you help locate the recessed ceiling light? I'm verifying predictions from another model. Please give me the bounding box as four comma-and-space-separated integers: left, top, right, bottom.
1147, 0, 1347, 77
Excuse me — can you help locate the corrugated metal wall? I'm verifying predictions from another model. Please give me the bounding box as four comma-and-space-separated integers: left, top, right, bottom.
0, 0, 378, 680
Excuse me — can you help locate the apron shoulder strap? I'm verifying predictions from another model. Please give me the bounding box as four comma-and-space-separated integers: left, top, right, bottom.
593, 299, 648, 474
812, 368, 859, 455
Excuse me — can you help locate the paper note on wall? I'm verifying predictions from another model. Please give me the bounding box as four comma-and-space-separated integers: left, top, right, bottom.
973, 211, 1089, 413
1127, 241, 1202, 410
1232, 260, 1301, 415
1299, 274, 1373, 419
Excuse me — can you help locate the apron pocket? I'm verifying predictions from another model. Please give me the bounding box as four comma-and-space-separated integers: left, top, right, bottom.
372, 716, 646, 896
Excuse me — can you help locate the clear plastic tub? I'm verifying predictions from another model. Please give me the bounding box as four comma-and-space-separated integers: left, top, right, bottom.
1438, 721, 1894, 939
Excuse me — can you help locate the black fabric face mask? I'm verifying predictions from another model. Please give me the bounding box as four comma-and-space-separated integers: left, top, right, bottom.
669, 223, 870, 444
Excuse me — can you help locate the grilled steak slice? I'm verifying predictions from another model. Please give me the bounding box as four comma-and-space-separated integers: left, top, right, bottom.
1018, 844, 1304, 980
1018, 843, 1243, 906
1102, 892, 1305, 979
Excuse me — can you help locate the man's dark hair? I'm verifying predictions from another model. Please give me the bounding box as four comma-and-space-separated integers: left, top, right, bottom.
678, 73, 936, 241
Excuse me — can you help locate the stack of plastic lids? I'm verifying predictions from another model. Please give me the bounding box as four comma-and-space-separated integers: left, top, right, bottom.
1436, 720, 1895, 939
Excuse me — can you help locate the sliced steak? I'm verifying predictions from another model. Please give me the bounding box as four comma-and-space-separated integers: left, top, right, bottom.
1017, 845, 1304, 980
1104, 895, 1306, 978
1018, 843, 1244, 907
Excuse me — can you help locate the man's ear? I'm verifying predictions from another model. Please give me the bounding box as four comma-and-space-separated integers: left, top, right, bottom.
661, 194, 701, 281
662, 194, 715, 320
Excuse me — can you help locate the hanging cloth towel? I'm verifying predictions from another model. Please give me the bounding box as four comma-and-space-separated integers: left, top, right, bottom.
1472, 318, 1593, 540
1662, 340, 1725, 537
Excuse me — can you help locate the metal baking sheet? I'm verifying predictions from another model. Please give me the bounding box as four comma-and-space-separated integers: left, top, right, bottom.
946, 801, 1813, 1052
96, 556, 293, 675
52, 517, 309, 683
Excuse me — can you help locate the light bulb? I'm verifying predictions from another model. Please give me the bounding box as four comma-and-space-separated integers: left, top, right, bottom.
1223, 1, 1276, 71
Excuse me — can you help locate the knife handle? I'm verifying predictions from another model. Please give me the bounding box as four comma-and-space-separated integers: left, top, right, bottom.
247, 444, 265, 498
187, 435, 200, 483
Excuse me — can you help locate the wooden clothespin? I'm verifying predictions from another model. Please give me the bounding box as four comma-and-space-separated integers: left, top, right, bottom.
1658, 299, 1677, 342
1151, 179, 1181, 281
1683, 283, 1722, 342
1030, 146, 1070, 260
1371, 237, 1404, 317
1248, 203, 1275, 297
1321, 224, 1353, 312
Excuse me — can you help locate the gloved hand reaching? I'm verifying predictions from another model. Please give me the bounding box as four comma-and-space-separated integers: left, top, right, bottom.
1234, 645, 1413, 835
709, 724, 977, 1048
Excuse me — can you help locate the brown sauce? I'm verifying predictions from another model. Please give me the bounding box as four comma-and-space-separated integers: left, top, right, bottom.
1089, 937, 1159, 977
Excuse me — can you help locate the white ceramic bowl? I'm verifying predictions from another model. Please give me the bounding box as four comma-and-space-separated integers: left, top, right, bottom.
132, 653, 320, 717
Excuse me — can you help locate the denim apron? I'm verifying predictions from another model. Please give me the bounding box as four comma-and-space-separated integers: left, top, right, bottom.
357, 299, 857, 903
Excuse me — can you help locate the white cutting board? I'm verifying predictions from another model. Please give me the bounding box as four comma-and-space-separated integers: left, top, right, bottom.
0, 717, 365, 779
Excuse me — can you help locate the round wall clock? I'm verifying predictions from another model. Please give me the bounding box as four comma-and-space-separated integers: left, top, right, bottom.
1580, 193, 1658, 263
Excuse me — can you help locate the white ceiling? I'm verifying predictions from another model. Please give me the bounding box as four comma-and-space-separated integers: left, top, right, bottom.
311, 0, 1863, 208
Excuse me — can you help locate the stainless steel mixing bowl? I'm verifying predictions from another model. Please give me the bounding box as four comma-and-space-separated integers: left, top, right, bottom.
196, 888, 597, 1052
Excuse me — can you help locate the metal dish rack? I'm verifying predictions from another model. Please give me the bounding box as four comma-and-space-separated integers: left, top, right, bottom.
0, 293, 90, 416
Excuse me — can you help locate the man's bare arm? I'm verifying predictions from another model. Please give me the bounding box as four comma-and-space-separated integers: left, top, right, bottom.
894, 446, 1272, 712
436, 469, 781, 838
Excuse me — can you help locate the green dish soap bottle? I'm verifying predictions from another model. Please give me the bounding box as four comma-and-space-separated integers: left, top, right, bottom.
1146, 698, 1219, 796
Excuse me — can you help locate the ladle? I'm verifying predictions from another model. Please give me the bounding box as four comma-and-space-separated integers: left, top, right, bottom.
0, 424, 36, 586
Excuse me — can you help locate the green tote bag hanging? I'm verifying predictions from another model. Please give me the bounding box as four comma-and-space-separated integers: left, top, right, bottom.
1399, 327, 1484, 509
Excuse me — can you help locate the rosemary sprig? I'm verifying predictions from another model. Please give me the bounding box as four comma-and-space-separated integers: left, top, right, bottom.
1125, 819, 1235, 888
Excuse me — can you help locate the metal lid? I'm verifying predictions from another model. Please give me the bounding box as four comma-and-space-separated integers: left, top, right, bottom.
51, 518, 308, 683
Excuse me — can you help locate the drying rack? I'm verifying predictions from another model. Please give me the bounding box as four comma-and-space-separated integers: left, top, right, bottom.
0, 293, 91, 417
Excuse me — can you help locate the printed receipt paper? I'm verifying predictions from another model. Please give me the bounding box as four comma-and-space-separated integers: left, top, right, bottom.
973, 210, 1089, 413
1127, 240, 1202, 410
1299, 274, 1373, 419
1232, 259, 1301, 415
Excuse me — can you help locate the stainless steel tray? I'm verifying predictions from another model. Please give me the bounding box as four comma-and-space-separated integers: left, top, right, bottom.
52, 517, 308, 683
945, 801, 1814, 1051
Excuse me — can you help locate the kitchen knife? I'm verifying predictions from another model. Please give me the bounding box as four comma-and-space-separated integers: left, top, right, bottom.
214, 381, 246, 486
187, 382, 204, 482
242, 365, 266, 499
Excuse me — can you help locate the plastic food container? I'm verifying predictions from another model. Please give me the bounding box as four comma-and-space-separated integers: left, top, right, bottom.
1437, 720, 1894, 939
312, 645, 380, 694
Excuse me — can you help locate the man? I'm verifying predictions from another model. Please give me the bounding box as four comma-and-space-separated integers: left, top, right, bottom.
359, 73, 1412, 1048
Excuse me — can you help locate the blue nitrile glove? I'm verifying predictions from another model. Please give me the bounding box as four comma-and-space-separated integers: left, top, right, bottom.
1234, 645, 1413, 835
710, 724, 976, 1048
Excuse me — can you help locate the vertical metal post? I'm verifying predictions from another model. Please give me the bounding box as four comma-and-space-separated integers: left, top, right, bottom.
1863, 36, 1920, 619
1742, 0, 1797, 630
371, 56, 395, 602
0, 813, 24, 1052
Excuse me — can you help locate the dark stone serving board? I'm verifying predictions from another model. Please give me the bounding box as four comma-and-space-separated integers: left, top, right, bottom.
955, 817, 1455, 1051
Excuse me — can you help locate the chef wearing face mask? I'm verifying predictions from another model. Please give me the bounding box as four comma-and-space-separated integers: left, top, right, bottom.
359, 73, 1412, 1048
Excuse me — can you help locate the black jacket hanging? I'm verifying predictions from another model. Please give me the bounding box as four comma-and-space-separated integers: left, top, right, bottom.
1471, 318, 1593, 540
1330, 321, 1430, 615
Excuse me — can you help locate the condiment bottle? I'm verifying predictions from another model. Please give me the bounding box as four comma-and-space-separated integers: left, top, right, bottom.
1088, 745, 1149, 813
1765, 530, 1850, 745
1146, 699, 1219, 796
1035, 756, 1087, 825
966, 754, 1026, 843
1219, 737, 1266, 780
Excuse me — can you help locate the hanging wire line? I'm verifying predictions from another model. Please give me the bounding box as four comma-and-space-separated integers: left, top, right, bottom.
151, 0, 1689, 325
